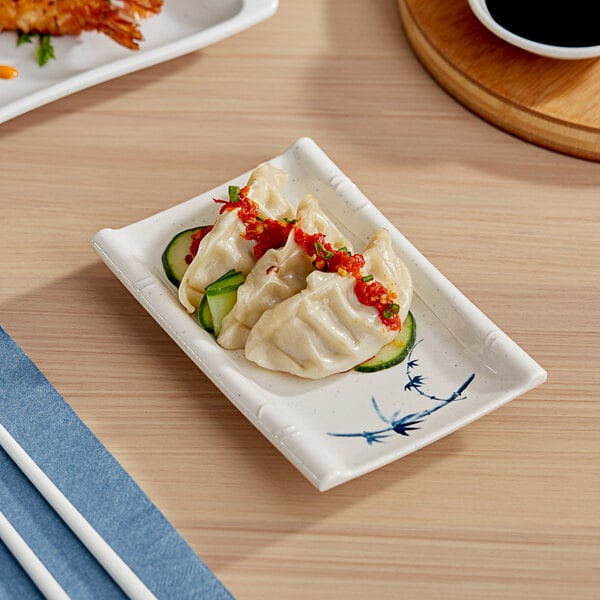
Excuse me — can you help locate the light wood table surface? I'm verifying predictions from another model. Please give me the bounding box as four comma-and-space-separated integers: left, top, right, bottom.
1, 2, 599, 598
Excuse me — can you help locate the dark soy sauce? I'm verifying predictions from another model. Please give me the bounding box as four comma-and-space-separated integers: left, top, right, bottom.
485, 1, 600, 48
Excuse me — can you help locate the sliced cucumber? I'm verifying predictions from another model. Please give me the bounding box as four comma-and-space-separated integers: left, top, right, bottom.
202, 270, 245, 336
198, 295, 214, 333
205, 269, 244, 293
355, 311, 416, 373
162, 226, 210, 287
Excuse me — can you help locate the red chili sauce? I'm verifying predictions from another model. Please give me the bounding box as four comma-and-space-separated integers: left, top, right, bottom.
190, 186, 402, 330
293, 228, 401, 331
185, 226, 214, 265
215, 185, 295, 259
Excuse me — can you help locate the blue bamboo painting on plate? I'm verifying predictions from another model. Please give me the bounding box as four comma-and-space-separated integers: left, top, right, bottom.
328, 340, 476, 445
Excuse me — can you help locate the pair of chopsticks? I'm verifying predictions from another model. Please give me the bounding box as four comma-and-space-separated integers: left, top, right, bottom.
0, 511, 69, 600
0, 422, 158, 600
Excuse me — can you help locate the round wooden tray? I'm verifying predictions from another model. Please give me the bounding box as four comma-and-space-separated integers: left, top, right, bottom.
398, 0, 600, 161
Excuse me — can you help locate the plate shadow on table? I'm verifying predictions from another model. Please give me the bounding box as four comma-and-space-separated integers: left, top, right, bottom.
0, 262, 468, 562
0, 50, 203, 137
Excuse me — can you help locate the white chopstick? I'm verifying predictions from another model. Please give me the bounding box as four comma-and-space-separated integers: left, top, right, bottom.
0, 422, 157, 600
0, 511, 70, 600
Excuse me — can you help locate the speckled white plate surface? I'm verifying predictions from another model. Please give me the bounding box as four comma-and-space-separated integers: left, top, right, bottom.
0, 0, 278, 124
92, 137, 547, 491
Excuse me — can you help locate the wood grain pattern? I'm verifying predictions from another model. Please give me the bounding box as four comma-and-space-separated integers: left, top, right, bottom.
1, 1, 599, 598
399, 0, 600, 160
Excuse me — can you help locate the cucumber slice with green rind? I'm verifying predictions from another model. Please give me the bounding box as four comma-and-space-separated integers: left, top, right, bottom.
355, 311, 416, 372
198, 295, 214, 333
202, 270, 245, 336
206, 291, 238, 336
162, 226, 210, 287
205, 269, 245, 294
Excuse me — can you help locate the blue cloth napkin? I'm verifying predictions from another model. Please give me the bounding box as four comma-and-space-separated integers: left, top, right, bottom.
0, 324, 234, 600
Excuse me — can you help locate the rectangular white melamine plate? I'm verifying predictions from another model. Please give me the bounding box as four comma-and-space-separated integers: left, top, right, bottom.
0, 0, 278, 125
92, 137, 547, 491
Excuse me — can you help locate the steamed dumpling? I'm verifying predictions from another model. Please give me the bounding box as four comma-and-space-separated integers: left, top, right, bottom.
244, 228, 413, 379
294, 193, 352, 251
217, 194, 353, 349
361, 226, 412, 323
178, 163, 294, 313
245, 163, 292, 218
216, 235, 313, 349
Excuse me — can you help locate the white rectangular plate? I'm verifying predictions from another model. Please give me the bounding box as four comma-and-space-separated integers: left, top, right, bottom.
0, 0, 278, 125
92, 137, 547, 491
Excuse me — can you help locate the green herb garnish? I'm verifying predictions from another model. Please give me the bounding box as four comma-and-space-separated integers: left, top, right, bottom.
383, 303, 400, 319
16, 31, 56, 66
17, 31, 33, 46
314, 241, 333, 260
37, 34, 56, 67
228, 185, 241, 202
361, 274, 374, 282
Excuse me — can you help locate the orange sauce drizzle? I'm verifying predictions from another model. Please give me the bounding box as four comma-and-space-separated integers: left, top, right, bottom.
0, 65, 19, 79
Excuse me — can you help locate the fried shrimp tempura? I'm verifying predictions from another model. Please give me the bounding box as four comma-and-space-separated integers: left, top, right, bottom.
0, 0, 164, 50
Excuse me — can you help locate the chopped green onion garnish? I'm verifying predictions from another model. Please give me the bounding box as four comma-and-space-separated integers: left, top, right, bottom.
314, 241, 333, 260
361, 274, 374, 282
228, 185, 241, 202
383, 303, 400, 319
